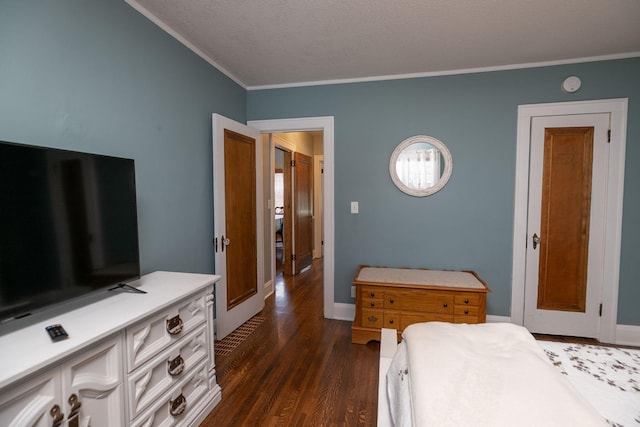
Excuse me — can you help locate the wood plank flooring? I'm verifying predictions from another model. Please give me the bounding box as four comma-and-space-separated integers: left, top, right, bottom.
202, 258, 381, 426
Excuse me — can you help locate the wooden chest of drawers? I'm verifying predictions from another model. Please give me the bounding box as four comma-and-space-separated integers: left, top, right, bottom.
351, 266, 490, 344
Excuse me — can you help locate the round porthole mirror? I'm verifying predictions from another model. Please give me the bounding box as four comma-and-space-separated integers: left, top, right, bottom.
389, 135, 453, 197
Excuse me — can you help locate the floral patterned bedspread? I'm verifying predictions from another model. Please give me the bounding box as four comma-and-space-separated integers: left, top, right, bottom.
539, 341, 640, 427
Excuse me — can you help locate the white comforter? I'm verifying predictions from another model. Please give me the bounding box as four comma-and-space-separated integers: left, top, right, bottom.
386, 322, 607, 427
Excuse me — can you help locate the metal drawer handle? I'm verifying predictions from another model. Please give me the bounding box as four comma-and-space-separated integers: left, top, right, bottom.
166, 315, 184, 335
67, 394, 81, 427
442, 303, 448, 308
389, 319, 394, 324
464, 309, 469, 315
169, 394, 187, 416
50, 405, 64, 427
367, 315, 378, 323
370, 302, 376, 307
369, 292, 375, 297
464, 299, 470, 304
389, 299, 395, 304
168, 354, 185, 376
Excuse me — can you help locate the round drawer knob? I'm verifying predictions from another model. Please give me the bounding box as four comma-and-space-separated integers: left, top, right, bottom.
464, 299, 470, 304
370, 302, 376, 307
370, 292, 375, 297
464, 309, 469, 314
389, 299, 395, 304
389, 319, 394, 324
442, 303, 448, 308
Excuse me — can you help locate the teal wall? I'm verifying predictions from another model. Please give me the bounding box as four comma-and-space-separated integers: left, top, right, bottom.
0, 0, 245, 275
248, 58, 640, 324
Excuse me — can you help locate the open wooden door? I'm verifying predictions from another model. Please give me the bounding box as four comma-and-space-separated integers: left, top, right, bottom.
293, 152, 313, 274
212, 113, 264, 340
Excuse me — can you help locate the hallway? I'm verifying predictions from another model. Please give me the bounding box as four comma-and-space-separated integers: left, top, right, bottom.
203, 258, 380, 426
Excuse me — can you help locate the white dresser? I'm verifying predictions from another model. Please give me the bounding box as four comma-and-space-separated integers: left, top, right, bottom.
0, 271, 221, 427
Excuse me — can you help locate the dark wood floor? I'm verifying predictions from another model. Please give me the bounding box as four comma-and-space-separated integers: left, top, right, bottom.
201, 258, 381, 426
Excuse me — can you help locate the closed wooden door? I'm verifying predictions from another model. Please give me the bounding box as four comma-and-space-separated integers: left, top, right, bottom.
524, 113, 609, 337
212, 114, 264, 340
293, 152, 313, 274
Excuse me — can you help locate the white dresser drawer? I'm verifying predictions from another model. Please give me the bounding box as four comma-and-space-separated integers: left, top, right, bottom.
126, 291, 208, 371
131, 360, 210, 427
128, 324, 209, 418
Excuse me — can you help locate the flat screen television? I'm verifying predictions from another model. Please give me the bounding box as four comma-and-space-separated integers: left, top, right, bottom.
0, 140, 140, 323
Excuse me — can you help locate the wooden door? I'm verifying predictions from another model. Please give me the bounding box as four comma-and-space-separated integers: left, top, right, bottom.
212, 114, 264, 340
524, 114, 609, 337
283, 150, 293, 275
224, 129, 258, 309
293, 152, 313, 274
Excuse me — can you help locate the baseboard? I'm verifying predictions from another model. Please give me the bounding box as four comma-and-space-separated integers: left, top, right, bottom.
486, 315, 511, 323
332, 303, 355, 321
263, 280, 274, 299
615, 324, 640, 347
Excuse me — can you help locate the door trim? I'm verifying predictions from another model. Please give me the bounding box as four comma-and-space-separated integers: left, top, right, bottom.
511, 99, 627, 343
248, 117, 336, 320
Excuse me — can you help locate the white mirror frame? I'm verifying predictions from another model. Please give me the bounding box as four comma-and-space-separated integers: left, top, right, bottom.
389, 135, 453, 197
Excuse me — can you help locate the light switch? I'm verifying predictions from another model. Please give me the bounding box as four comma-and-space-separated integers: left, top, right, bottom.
351, 201, 359, 214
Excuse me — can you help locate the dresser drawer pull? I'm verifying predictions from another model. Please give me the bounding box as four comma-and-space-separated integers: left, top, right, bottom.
50, 404, 64, 427
389, 299, 395, 304
168, 354, 185, 376
367, 315, 378, 323
388, 319, 394, 324
169, 394, 187, 416
442, 303, 448, 308
464, 309, 469, 315
370, 302, 376, 307
464, 299, 470, 304
369, 292, 375, 297
166, 315, 184, 335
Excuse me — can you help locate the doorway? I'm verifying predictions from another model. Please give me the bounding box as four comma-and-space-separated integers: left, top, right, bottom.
271, 132, 322, 279
511, 99, 627, 343
248, 117, 342, 320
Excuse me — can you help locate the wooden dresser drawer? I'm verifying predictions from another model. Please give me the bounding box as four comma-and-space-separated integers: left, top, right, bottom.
455, 293, 481, 306
361, 309, 384, 328
384, 291, 401, 309
383, 312, 400, 329
362, 286, 383, 300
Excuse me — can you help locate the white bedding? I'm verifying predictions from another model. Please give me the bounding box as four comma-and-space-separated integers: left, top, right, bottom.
386, 322, 607, 427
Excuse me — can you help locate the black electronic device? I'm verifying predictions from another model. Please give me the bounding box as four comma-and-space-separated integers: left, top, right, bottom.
45, 324, 69, 342
0, 140, 141, 324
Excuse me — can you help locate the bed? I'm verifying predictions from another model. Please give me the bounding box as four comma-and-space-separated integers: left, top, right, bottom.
377, 322, 608, 427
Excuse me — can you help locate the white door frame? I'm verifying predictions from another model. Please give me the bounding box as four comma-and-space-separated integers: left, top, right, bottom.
248, 117, 337, 320
511, 99, 627, 343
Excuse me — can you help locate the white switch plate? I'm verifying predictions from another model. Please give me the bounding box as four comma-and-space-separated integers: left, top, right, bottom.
350, 201, 359, 214
351, 286, 356, 298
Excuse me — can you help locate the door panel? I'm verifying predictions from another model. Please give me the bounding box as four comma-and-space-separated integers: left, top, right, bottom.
524, 113, 609, 337
212, 114, 264, 340
537, 127, 593, 312
224, 129, 257, 309
293, 152, 313, 274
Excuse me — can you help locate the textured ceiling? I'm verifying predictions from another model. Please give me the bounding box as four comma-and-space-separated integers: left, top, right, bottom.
127, 0, 640, 88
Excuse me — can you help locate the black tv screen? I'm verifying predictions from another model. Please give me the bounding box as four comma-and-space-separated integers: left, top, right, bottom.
0, 141, 140, 322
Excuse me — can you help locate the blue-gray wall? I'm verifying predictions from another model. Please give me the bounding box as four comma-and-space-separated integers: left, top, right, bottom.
0, 0, 245, 275
248, 59, 640, 325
